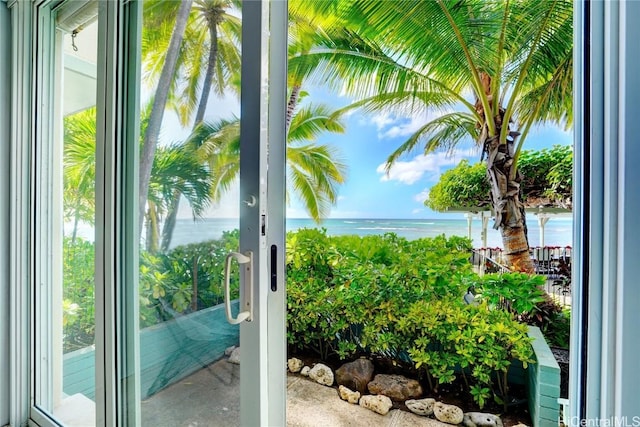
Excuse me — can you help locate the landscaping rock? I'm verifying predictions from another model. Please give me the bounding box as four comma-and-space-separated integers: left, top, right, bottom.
287, 357, 304, 373
359, 394, 393, 415
309, 363, 334, 386
338, 385, 361, 404
228, 347, 241, 365
367, 374, 423, 401
300, 366, 310, 377
406, 398, 436, 416
434, 402, 464, 425
335, 358, 375, 394
462, 412, 504, 427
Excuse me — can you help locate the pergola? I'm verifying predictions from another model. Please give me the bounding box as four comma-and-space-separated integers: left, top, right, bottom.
451, 205, 572, 248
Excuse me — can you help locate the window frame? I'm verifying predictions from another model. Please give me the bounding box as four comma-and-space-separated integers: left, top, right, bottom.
4, 1, 141, 425
6, 0, 640, 425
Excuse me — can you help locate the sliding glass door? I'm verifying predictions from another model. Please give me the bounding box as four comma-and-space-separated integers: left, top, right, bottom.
132, 1, 286, 425
28, 1, 286, 426
31, 2, 99, 425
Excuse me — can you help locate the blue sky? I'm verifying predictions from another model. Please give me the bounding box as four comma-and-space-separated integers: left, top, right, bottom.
172, 83, 572, 220
286, 86, 573, 220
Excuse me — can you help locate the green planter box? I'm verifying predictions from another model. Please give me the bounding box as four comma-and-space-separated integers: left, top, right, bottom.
527, 325, 561, 427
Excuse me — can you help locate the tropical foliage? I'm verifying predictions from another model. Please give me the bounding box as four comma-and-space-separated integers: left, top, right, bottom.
138, 2, 350, 250
425, 145, 573, 212
426, 160, 490, 212
286, 229, 536, 410
289, 0, 573, 272
63, 229, 551, 409
63, 108, 97, 241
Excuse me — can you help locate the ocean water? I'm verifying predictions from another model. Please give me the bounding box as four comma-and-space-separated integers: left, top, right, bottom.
169, 215, 573, 250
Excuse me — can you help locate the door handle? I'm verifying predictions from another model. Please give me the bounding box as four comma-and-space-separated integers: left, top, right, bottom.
224, 251, 253, 324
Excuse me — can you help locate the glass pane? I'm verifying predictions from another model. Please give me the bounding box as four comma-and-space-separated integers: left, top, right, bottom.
133, 2, 242, 424
35, 2, 99, 425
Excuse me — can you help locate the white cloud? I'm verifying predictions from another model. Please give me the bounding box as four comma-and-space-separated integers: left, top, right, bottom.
411, 208, 424, 214
337, 195, 347, 201
414, 189, 430, 203
377, 148, 478, 185
379, 115, 427, 139
370, 112, 395, 130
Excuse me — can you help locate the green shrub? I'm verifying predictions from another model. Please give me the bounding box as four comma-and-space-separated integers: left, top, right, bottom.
63, 237, 96, 352
140, 230, 240, 324
472, 272, 547, 315
285, 230, 533, 409
540, 306, 571, 349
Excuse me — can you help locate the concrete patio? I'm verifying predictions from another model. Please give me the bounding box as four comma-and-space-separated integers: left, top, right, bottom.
141, 358, 451, 427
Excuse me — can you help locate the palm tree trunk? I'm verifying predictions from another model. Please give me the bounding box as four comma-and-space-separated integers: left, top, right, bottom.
484, 122, 535, 273
145, 203, 160, 253
161, 191, 181, 252
479, 74, 534, 273
72, 208, 80, 244
286, 84, 301, 135
194, 19, 219, 126
162, 17, 219, 248
139, 0, 193, 237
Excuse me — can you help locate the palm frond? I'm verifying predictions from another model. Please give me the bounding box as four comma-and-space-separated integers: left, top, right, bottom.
288, 103, 345, 143
385, 112, 479, 170
287, 143, 347, 222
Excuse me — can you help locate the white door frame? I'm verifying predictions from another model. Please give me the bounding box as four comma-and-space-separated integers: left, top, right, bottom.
238, 1, 287, 425
571, 0, 640, 421
4, 0, 288, 425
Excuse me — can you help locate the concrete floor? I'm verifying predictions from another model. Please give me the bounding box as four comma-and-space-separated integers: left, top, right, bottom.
141, 358, 240, 426
141, 358, 450, 427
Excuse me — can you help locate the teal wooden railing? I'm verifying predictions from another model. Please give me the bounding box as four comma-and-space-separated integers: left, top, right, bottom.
63, 301, 240, 400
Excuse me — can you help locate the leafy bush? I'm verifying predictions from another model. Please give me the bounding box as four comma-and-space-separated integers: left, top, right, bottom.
518, 144, 573, 204
286, 230, 534, 409
63, 237, 96, 352
472, 272, 547, 315
423, 145, 573, 211
541, 307, 571, 349
140, 230, 240, 325
398, 299, 533, 410
425, 160, 490, 211
64, 231, 240, 343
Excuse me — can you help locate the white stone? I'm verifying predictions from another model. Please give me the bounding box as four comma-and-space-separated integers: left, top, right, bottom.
359, 394, 393, 415
434, 402, 464, 425
338, 385, 361, 404
228, 347, 241, 365
308, 363, 334, 386
300, 366, 311, 376
288, 357, 304, 373
462, 412, 504, 427
224, 345, 236, 357
406, 398, 436, 416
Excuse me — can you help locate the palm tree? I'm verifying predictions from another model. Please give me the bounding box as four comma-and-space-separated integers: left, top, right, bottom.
286, 99, 347, 220
139, 0, 194, 236
158, 97, 348, 251
147, 143, 212, 252
142, 0, 242, 128
63, 108, 97, 242
148, 2, 356, 249
289, 0, 572, 272
142, 0, 242, 246
159, 118, 240, 251
62, 104, 212, 253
